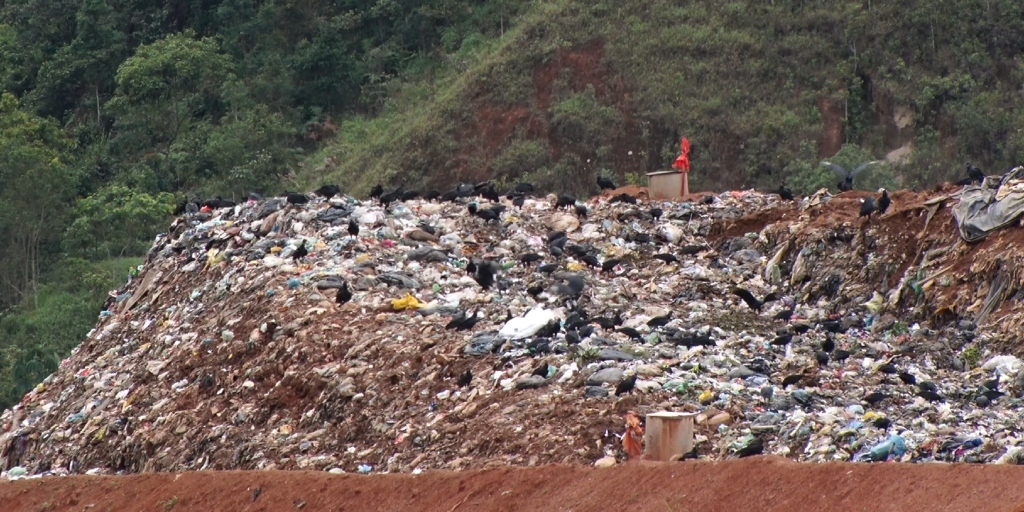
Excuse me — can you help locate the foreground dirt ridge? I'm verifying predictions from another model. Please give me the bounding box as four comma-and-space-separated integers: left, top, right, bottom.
3, 459, 1024, 512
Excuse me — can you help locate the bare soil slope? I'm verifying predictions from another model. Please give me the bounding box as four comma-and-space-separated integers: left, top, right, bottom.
3, 457, 1024, 512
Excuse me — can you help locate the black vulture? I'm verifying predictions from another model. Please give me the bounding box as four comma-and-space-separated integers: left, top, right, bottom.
731, 287, 779, 312
859, 197, 876, 218
821, 160, 882, 192
966, 162, 985, 183
876, 189, 891, 215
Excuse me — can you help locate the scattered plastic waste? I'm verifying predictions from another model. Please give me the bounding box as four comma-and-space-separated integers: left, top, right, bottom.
3, 185, 1024, 478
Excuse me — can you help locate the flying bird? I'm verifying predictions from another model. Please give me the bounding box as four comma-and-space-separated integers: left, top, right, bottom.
731, 287, 779, 312
821, 160, 881, 192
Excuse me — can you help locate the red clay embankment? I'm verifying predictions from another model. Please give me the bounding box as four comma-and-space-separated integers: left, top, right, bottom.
3, 457, 1024, 511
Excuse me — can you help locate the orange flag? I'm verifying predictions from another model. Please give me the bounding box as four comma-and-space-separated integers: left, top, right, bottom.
672, 137, 691, 172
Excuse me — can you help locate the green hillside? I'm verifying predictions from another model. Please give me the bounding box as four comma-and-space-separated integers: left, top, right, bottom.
311, 0, 1024, 195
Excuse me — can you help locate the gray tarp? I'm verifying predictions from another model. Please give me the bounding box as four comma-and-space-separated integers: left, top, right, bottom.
952, 166, 1024, 242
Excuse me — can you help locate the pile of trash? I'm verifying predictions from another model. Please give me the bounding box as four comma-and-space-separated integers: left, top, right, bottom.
4, 183, 1024, 478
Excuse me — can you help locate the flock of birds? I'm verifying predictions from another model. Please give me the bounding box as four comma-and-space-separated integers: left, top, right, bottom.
724, 278, 1012, 458
169, 161, 1003, 459
178, 157, 994, 232
173, 174, 695, 397
772, 160, 990, 223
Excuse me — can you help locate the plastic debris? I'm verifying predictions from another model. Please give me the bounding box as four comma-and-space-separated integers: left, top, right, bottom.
1, 185, 1023, 478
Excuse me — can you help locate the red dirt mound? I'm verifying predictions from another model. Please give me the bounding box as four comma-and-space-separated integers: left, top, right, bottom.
4, 458, 1024, 512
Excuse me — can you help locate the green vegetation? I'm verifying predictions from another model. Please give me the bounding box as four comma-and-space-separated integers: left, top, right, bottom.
0, 0, 520, 408
0, 257, 139, 407
2, 0, 1024, 407
962, 346, 982, 369
313, 0, 1024, 197
160, 496, 179, 511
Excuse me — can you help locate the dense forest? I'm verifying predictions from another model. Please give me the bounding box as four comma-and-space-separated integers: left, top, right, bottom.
2, 0, 1024, 407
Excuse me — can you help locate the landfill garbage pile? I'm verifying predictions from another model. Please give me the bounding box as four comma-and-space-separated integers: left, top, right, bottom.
5, 183, 1024, 478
